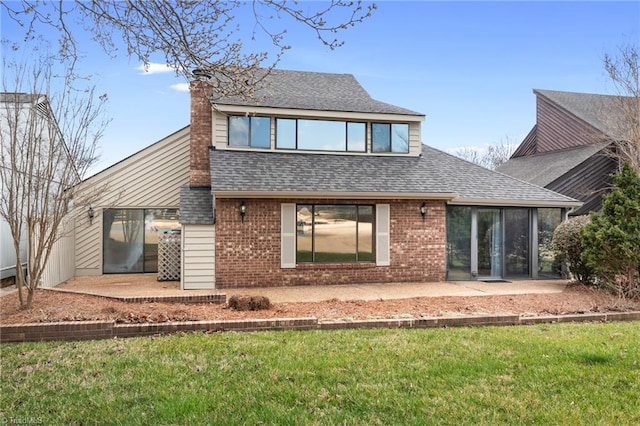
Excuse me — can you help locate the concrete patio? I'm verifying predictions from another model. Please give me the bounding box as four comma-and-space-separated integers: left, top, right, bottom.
43, 274, 571, 303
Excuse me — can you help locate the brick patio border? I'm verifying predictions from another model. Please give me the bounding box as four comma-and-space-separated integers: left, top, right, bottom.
2, 311, 639, 343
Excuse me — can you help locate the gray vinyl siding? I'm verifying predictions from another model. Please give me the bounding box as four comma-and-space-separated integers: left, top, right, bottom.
75, 127, 191, 275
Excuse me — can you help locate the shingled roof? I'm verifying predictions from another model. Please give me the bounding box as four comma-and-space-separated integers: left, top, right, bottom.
496, 142, 611, 187
212, 69, 424, 116
179, 186, 214, 225
534, 89, 632, 141
208, 145, 580, 207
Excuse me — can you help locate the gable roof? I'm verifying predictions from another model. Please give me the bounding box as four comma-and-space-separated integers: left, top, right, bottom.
212, 69, 424, 117
209, 145, 580, 208
496, 142, 611, 187
534, 89, 632, 141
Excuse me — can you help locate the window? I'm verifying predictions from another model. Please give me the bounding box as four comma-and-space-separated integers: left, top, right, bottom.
103, 208, 179, 273
372, 123, 409, 153
276, 118, 366, 152
228, 116, 270, 148
296, 204, 373, 262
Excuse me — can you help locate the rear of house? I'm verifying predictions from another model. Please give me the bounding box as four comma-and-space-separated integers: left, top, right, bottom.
74, 70, 580, 290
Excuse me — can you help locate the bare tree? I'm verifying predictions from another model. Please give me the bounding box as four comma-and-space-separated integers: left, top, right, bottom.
454, 136, 517, 170
604, 44, 640, 172
2, 1, 375, 98
0, 54, 108, 309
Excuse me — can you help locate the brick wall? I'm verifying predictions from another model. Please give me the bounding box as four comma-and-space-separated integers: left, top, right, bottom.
214, 199, 447, 288
189, 81, 213, 187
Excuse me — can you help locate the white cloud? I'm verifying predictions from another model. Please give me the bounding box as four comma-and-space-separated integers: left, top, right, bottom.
170, 83, 190, 92
136, 62, 175, 75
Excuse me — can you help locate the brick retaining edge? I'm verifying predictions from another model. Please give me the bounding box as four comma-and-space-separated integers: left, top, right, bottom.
2, 312, 639, 343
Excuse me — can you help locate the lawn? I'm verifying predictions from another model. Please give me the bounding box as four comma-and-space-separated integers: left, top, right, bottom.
1, 322, 639, 425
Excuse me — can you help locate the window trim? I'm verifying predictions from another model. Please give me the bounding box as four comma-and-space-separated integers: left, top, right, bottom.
295, 204, 375, 264
276, 118, 367, 153
228, 115, 271, 149
371, 122, 410, 153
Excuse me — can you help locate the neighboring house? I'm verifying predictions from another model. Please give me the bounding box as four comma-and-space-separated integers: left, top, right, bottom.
0, 93, 75, 287
75, 70, 580, 289
497, 89, 631, 216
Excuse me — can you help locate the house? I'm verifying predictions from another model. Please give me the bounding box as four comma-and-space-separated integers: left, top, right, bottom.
497, 89, 633, 216
75, 70, 580, 288
0, 93, 75, 288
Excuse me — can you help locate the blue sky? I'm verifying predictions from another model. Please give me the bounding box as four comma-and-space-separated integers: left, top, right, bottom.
2, 1, 638, 174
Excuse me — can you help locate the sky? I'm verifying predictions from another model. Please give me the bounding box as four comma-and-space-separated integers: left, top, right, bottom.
2, 1, 639, 175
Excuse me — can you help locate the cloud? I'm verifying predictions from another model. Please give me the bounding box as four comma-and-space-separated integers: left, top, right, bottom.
170, 83, 190, 92
136, 62, 176, 75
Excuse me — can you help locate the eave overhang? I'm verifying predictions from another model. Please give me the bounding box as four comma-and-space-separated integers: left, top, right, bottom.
211, 190, 458, 200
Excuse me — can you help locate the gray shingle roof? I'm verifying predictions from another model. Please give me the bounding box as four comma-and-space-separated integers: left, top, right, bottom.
179, 186, 214, 225
496, 142, 611, 187
534, 89, 632, 140
209, 145, 579, 206
213, 69, 423, 116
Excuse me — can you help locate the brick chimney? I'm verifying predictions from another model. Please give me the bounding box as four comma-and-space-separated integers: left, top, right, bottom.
189, 80, 213, 187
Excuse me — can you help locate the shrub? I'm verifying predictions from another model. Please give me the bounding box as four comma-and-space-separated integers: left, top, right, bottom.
227, 295, 271, 311
581, 163, 640, 299
552, 215, 593, 284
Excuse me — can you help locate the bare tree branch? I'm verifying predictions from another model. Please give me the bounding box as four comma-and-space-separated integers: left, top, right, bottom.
1, 51, 109, 309
2, 1, 375, 99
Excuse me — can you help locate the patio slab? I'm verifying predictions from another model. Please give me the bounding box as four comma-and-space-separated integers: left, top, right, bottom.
47, 274, 569, 303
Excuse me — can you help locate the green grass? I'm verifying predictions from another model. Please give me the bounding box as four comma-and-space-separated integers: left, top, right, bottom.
2, 322, 639, 425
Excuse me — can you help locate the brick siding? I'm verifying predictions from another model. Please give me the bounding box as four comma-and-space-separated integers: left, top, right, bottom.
214, 198, 447, 288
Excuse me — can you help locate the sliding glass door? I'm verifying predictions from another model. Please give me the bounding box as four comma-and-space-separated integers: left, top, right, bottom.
103, 208, 179, 273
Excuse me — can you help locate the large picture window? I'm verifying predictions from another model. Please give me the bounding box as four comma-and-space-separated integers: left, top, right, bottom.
228, 116, 271, 148
296, 205, 373, 262
276, 118, 366, 152
372, 123, 409, 153
103, 209, 179, 273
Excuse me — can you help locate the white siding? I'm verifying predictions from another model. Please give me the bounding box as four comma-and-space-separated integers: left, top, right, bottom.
0, 218, 27, 280
75, 127, 191, 275
181, 224, 215, 289
41, 216, 75, 288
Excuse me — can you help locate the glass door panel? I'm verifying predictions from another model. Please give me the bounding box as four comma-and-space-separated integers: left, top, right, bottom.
446, 206, 472, 280
504, 209, 530, 277
477, 208, 503, 278
103, 209, 144, 273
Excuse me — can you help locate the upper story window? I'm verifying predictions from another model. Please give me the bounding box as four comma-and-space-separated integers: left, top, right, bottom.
228, 116, 270, 148
276, 118, 366, 152
372, 123, 409, 153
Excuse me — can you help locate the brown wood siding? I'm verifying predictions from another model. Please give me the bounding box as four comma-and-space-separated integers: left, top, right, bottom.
546, 151, 617, 215
512, 125, 538, 158
536, 95, 606, 154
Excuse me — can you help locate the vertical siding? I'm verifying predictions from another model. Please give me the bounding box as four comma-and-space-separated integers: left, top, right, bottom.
75, 127, 191, 275
536, 95, 605, 153
41, 216, 75, 288
512, 125, 538, 158
181, 224, 215, 289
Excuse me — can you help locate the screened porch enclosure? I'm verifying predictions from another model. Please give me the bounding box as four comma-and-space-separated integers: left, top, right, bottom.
446, 206, 563, 280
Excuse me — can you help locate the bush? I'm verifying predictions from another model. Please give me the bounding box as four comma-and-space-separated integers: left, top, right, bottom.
227, 294, 271, 311
581, 163, 640, 299
552, 215, 593, 284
